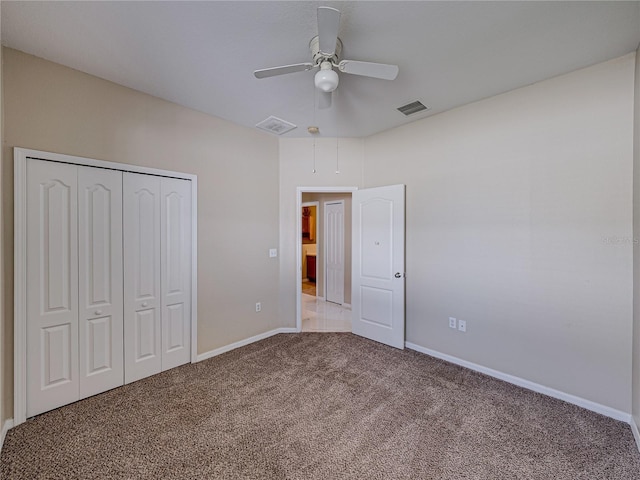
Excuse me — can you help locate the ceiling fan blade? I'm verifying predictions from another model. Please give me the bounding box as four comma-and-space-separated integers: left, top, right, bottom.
338, 60, 399, 80
317, 6, 341, 56
318, 91, 332, 110
254, 63, 315, 79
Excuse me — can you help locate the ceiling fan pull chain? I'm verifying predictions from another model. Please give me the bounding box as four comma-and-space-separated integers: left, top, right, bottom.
335, 89, 340, 174
335, 136, 340, 175
312, 86, 317, 174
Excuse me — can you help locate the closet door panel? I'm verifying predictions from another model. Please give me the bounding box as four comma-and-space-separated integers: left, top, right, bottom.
124, 173, 162, 383
26, 159, 79, 417
161, 177, 192, 370
78, 167, 124, 399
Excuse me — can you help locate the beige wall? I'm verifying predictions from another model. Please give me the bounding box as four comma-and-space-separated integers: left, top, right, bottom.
364, 54, 635, 413
279, 56, 635, 413
2, 48, 280, 423
633, 45, 640, 429
302, 192, 352, 304
278, 138, 364, 326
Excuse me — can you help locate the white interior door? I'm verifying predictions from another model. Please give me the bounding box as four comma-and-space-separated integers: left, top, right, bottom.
123, 173, 162, 383
161, 177, 192, 371
78, 167, 124, 398
352, 185, 405, 349
26, 159, 79, 417
325, 201, 345, 305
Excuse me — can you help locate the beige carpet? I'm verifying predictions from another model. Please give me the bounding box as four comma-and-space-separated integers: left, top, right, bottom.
2, 333, 639, 479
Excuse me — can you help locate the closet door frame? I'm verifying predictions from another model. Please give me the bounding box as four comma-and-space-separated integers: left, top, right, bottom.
14, 147, 198, 426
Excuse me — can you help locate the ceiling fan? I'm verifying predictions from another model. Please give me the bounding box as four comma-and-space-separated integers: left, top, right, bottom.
253, 6, 399, 108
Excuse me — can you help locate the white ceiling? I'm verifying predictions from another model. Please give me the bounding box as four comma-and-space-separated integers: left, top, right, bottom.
2, 1, 639, 138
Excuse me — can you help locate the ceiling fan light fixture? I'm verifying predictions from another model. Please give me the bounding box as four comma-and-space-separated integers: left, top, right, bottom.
314, 62, 339, 92
254, 7, 399, 103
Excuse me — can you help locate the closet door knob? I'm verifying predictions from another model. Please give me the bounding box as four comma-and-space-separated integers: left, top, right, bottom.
94, 310, 102, 316
141, 302, 149, 308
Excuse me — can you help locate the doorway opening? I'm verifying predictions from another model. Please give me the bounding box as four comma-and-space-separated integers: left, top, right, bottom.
301, 201, 319, 297
296, 187, 357, 332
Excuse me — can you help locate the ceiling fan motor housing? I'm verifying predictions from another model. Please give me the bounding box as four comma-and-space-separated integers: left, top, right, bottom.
309, 35, 342, 66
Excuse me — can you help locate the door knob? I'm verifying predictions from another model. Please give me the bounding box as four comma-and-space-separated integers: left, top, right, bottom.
394, 272, 403, 278
94, 310, 102, 315
141, 302, 149, 308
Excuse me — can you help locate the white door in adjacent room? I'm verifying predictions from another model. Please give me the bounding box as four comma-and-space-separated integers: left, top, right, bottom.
351, 185, 406, 349
325, 200, 345, 305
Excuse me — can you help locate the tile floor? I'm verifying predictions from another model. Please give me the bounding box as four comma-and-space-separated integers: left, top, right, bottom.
302, 280, 316, 296
301, 294, 352, 332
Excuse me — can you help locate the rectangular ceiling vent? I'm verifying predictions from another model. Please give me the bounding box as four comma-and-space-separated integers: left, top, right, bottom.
256, 116, 297, 135
397, 101, 429, 116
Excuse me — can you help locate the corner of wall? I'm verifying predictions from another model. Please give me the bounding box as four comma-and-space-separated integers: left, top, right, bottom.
632, 42, 640, 453
0, 6, 5, 433
632, 414, 640, 453
633, 44, 640, 449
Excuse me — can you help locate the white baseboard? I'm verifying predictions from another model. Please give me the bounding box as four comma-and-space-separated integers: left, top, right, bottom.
0, 419, 14, 454
631, 416, 640, 453
196, 327, 298, 362
405, 342, 631, 423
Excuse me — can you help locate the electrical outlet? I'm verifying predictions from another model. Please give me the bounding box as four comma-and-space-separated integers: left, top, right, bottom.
255, 302, 262, 312
458, 320, 466, 332
449, 317, 457, 329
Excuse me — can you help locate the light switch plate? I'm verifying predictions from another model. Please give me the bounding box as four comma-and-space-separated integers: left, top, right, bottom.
269, 248, 277, 258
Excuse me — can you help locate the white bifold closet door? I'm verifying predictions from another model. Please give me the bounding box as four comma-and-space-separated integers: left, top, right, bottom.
26, 159, 192, 417
123, 173, 191, 382
78, 166, 124, 399
26, 160, 79, 416
160, 177, 192, 370
26, 160, 124, 416
123, 173, 162, 383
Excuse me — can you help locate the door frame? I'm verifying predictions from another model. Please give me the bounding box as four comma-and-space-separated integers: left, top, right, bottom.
14, 147, 199, 426
296, 187, 357, 332
323, 199, 345, 306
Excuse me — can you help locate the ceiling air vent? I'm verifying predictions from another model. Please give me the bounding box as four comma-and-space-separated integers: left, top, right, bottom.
256, 116, 297, 135
397, 101, 429, 116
